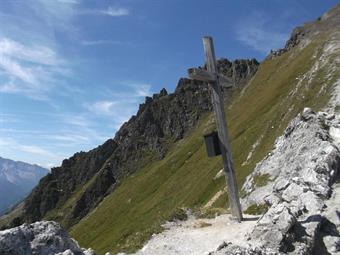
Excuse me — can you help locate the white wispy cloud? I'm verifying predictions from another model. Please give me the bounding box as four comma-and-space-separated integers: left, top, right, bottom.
0, 37, 68, 100
32, 0, 79, 30
0, 0, 122, 168
0, 114, 20, 124
18, 145, 56, 158
0, 0, 77, 101
42, 134, 90, 143
0, 38, 59, 66
0, 125, 105, 150
57, 0, 79, 4
80, 40, 138, 49
0, 136, 63, 168
0, 56, 37, 85
61, 115, 90, 128
0, 111, 113, 167
134, 84, 152, 97
81, 40, 134, 46
81, 40, 115, 46
58, 114, 111, 142
79, 6, 129, 17
86, 101, 116, 115
85, 82, 152, 129
235, 12, 288, 54
0, 128, 89, 144
104, 6, 129, 17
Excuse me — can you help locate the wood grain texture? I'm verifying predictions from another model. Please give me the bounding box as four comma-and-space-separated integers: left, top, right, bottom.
187, 68, 233, 88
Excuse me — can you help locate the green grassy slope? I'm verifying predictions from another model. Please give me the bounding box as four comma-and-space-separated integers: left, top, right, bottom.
69, 30, 339, 254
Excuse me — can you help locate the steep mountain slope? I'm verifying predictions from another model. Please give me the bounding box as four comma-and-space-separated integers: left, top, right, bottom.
0, 59, 258, 230
68, 5, 340, 254
0, 157, 48, 215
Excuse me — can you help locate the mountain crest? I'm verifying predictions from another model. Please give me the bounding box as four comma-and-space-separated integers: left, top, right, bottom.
269, 4, 340, 58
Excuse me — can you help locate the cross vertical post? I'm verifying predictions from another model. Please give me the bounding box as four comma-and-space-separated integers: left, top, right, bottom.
203, 36, 243, 222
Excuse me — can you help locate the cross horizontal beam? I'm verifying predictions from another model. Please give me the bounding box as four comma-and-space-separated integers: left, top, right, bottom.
188, 68, 216, 82
188, 68, 233, 88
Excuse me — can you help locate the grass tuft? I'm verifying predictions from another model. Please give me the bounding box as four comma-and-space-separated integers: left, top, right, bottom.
244, 203, 269, 215
168, 208, 188, 222
253, 173, 271, 188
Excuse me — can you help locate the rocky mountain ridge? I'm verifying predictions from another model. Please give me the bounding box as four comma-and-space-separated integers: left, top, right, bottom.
4, 58, 258, 229
269, 3, 340, 58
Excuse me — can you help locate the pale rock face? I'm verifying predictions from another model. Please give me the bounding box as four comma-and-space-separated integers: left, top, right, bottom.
213, 109, 340, 255
251, 204, 296, 249
0, 221, 95, 255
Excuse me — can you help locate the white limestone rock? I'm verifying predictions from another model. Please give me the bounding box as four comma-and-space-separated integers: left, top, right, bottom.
0, 221, 95, 255
242, 110, 339, 211
215, 110, 340, 254
323, 236, 340, 254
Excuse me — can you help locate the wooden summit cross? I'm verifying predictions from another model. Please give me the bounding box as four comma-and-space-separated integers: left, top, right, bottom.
188, 36, 243, 222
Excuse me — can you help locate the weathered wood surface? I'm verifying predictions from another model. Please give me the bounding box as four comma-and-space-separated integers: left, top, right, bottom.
188, 68, 216, 82
188, 68, 233, 88
202, 36, 243, 222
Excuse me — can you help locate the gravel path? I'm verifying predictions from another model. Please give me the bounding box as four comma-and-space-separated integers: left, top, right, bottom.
133, 214, 258, 255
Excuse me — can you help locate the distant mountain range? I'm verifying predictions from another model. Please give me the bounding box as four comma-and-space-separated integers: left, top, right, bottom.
0, 157, 48, 215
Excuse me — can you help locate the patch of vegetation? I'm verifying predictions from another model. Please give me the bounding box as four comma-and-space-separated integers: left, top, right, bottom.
244, 203, 269, 215
168, 208, 188, 222
0, 204, 24, 230
197, 221, 212, 228
115, 223, 164, 253
335, 105, 340, 113
194, 207, 228, 219
320, 119, 330, 130
253, 173, 271, 187
239, 189, 249, 198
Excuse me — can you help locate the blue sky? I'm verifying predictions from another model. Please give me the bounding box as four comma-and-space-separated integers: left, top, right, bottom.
0, 0, 338, 168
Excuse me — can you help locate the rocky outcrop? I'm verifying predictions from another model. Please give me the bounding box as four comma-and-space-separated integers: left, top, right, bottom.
216, 58, 259, 86
0, 221, 95, 255
212, 109, 340, 254
268, 4, 340, 58
2, 58, 258, 229
91, 58, 258, 182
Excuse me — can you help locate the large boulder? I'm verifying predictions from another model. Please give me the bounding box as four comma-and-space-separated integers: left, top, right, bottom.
0, 221, 95, 255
